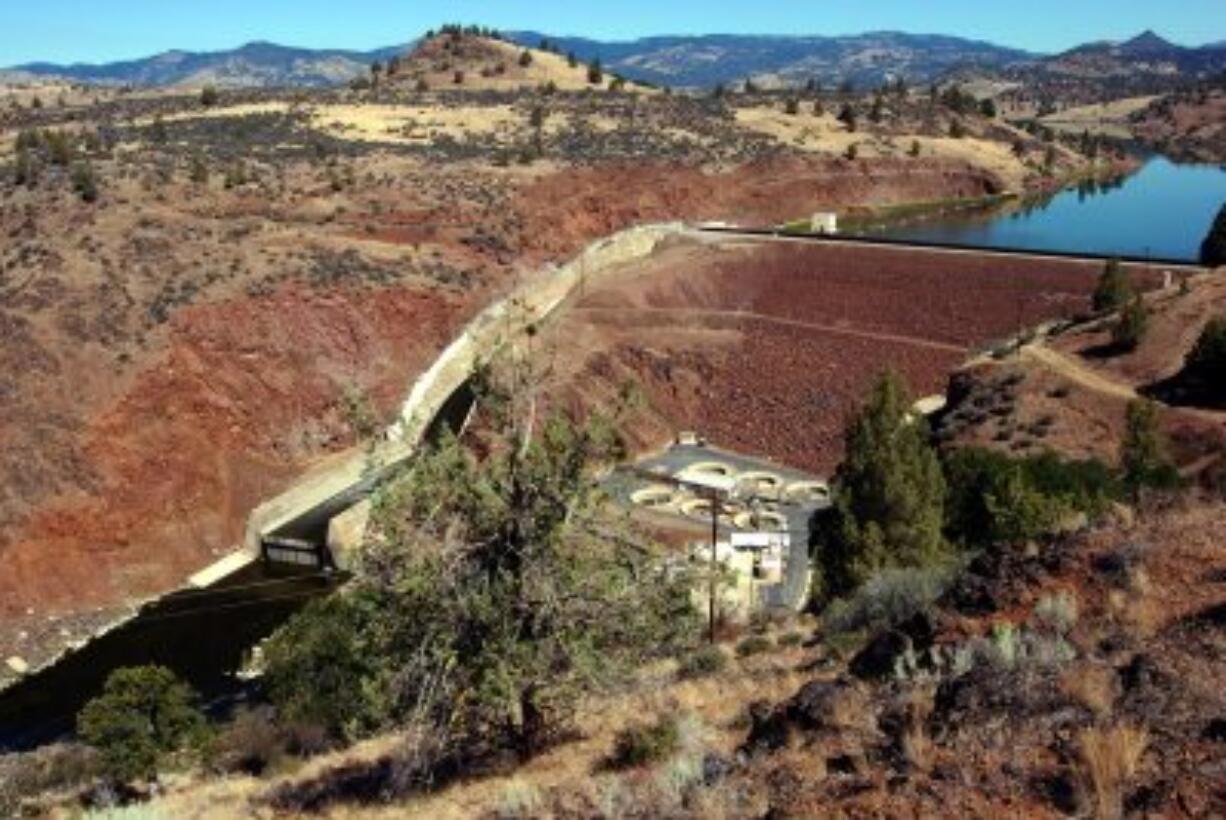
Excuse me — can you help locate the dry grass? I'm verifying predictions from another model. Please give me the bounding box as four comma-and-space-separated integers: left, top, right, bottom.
1062, 663, 1119, 720
900, 686, 936, 773
1041, 96, 1158, 138
1077, 724, 1148, 820
732, 105, 1034, 191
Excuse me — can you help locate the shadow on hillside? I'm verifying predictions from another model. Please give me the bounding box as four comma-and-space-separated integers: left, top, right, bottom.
1139, 370, 1226, 410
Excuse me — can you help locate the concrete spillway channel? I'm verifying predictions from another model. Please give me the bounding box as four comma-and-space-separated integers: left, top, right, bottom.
0, 224, 684, 749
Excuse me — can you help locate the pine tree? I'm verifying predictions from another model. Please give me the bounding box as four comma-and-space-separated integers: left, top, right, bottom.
814, 371, 949, 599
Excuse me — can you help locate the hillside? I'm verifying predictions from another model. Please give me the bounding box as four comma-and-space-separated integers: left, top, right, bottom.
6, 41, 408, 89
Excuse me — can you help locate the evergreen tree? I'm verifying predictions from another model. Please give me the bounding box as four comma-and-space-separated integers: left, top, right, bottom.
264, 363, 693, 764
814, 371, 949, 599
1112, 295, 1149, 351
587, 58, 604, 85
1121, 399, 1178, 496
838, 103, 858, 132
1092, 258, 1133, 313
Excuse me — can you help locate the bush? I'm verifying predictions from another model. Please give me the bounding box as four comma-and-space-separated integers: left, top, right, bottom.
207, 706, 284, 776
676, 645, 727, 680
735, 636, 772, 657
822, 567, 953, 636
609, 715, 680, 769
944, 447, 1119, 549
76, 666, 206, 784
200, 85, 219, 107
262, 593, 385, 742
71, 162, 98, 202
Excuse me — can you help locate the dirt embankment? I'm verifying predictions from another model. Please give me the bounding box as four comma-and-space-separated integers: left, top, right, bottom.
0, 285, 468, 618
539, 237, 1117, 475
515, 157, 1006, 258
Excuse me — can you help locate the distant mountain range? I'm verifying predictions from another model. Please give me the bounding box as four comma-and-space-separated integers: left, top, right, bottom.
3, 30, 1224, 91
503, 31, 1036, 89
1029, 30, 1226, 79
2, 41, 408, 88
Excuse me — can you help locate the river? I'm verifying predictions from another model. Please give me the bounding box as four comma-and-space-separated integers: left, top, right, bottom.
862, 157, 1226, 262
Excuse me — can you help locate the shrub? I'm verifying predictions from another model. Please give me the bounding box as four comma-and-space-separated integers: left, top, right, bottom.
77, 665, 206, 784
609, 715, 680, 769
200, 85, 219, 107
587, 59, 604, 85
262, 592, 385, 741
207, 706, 284, 776
736, 635, 772, 657
784, 97, 799, 115
1031, 590, 1079, 635
518, 50, 533, 68
944, 447, 1119, 549
677, 645, 727, 680
822, 566, 953, 636
778, 631, 805, 647
71, 162, 98, 202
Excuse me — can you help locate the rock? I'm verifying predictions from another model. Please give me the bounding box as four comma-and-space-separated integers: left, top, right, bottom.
850, 629, 910, 680
786, 677, 870, 733
5, 655, 29, 675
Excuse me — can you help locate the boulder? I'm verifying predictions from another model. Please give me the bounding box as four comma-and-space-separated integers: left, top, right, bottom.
5, 655, 29, 675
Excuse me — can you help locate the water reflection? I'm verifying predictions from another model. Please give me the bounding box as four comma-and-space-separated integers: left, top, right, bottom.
866, 158, 1226, 261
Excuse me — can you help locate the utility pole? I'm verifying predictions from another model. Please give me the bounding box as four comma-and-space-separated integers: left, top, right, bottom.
708, 489, 719, 645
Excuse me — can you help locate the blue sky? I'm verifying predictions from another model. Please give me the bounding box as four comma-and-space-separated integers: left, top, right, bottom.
3, 1, 1223, 66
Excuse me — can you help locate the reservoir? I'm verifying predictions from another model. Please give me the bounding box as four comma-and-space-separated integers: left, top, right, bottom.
865, 157, 1226, 262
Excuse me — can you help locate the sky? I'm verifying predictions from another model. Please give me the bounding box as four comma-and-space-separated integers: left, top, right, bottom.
3, 0, 1224, 67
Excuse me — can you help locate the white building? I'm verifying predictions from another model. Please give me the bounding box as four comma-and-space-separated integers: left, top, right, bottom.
810, 212, 838, 234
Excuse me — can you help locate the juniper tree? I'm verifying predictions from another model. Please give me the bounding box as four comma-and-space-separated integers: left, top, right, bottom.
1112, 295, 1149, 351
264, 360, 694, 768
77, 666, 205, 784
814, 371, 949, 600
1092, 258, 1133, 313
1121, 399, 1178, 497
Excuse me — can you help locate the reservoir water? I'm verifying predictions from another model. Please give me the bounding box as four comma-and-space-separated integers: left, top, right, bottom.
864, 157, 1226, 262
